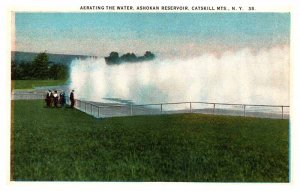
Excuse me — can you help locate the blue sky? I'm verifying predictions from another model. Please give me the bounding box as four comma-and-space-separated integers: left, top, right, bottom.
14, 13, 290, 57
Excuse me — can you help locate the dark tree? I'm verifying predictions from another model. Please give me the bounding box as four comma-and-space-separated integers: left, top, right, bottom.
109, 52, 119, 59
105, 51, 121, 64
32, 52, 49, 79
144, 51, 155, 60
20, 62, 35, 79
11, 61, 17, 80
120, 53, 137, 62
49, 64, 68, 80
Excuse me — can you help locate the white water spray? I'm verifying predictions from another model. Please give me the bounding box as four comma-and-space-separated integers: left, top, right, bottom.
69, 46, 289, 105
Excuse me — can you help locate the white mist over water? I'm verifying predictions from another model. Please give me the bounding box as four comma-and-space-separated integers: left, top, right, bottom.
69, 46, 289, 105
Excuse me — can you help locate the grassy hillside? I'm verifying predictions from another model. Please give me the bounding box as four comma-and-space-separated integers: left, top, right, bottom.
11, 100, 289, 182
12, 80, 67, 90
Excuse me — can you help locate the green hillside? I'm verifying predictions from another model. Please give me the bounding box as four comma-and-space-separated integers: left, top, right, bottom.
12, 100, 289, 182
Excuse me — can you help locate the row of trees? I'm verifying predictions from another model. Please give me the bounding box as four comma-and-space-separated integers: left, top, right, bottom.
11, 52, 68, 80
105, 51, 155, 64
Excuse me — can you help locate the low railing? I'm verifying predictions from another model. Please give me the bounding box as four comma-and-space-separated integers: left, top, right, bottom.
74, 99, 290, 119
10, 92, 290, 119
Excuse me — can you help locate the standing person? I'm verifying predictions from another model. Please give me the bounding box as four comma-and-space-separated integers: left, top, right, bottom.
53, 90, 59, 108
50, 90, 54, 107
60, 91, 66, 107
45, 90, 52, 107
70, 90, 75, 108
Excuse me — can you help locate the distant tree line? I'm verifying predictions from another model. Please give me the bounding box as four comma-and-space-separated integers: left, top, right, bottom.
11, 52, 68, 80
105, 51, 155, 64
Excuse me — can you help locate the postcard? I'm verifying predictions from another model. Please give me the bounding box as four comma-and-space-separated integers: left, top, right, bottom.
1, 0, 299, 191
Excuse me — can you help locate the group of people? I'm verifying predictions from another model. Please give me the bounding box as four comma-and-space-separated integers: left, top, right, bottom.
45, 90, 75, 108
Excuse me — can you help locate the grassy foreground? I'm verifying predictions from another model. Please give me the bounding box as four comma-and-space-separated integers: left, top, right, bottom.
12, 80, 67, 90
12, 100, 289, 182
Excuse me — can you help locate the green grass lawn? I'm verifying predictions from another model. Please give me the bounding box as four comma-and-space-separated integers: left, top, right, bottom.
12, 100, 289, 182
12, 80, 67, 90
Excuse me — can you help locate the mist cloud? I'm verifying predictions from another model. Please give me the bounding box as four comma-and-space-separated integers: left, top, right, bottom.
69, 45, 289, 105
